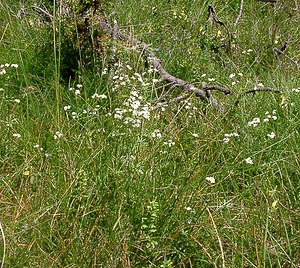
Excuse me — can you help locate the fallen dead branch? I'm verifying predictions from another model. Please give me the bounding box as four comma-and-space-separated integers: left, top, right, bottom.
25, 4, 285, 113
100, 15, 230, 111
235, 87, 281, 105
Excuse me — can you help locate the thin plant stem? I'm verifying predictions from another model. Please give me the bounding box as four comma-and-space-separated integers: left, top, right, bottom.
0, 222, 6, 268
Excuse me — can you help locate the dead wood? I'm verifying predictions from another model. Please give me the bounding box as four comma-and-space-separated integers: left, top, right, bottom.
273, 47, 299, 69
100, 14, 230, 111
235, 87, 281, 105
233, 0, 244, 29
207, 5, 231, 51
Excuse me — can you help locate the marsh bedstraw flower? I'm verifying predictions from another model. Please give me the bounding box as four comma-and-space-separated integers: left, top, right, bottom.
64, 105, 71, 111
248, 117, 260, 127
205, 176, 215, 184
54, 131, 63, 140
267, 132, 276, 139
223, 132, 239, 143
13, 133, 21, 139
151, 129, 162, 138
163, 140, 175, 147
245, 157, 253, 165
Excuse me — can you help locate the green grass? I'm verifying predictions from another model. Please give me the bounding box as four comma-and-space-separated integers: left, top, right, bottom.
1, 0, 300, 267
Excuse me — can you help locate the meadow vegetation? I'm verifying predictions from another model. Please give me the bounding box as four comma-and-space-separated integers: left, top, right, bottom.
0, 0, 299, 267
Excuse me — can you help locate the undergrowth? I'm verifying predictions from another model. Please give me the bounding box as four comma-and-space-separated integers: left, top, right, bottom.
0, 0, 299, 267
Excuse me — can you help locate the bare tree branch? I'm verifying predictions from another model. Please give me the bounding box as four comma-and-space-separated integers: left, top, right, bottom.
150, 94, 188, 111
235, 87, 281, 105
233, 0, 244, 29
273, 47, 299, 68
207, 5, 231, 51
100, 16, 230, 111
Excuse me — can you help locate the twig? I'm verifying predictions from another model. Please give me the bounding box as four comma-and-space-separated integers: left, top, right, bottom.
202, 83, 231, 95
235, 87, 281, 105
150, 83, 180, 104
150, 94, 188, 111
0, 222, 6, 268
273, 47, 299, 68
243, 87, 281, 95
206, 207, 226, 268
257, 0, 277, 3
31, 5, 53, 22
207, 5, 231, 51
233, 0, 244, 29
191, 236, 212, 259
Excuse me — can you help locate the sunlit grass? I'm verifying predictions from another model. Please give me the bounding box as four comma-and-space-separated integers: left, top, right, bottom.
0, 0, 299, 267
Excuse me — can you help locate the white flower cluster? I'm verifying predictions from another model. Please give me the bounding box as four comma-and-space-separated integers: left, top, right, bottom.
267, 132, 276, 139
242, 49, 254, 54
109, 62, 131, 91
248, 117, 260, 127
163, 140, 175, 147
0, 63, 18, 75
181, 100, 198, 118
205, 176, 215, 184
151, 129, 162, 138
12, 133, 21, 139
245, 157, 253, 165
223, 132, 240, 143
33, 144, 49, 157
114, 90, 150, 128
91, 93, 107, 99
69, 84, 82, 96
54, 131, 63, 140
248, 110, 277, 127
228, 72, 243, 86
263, 110, 277, 122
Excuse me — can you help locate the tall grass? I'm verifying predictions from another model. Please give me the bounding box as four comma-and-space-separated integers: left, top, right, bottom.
0, 0, 299, 267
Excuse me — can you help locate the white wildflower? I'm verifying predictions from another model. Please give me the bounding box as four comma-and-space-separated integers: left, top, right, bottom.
205, 176, 215, 184
151, 129, 162, 138
223, 137, 230, 143
267, 132, 276, 139
54, 131, 63, 140
13, 133, 21, 139
248, 117, 260, 127
164, 140, 175, 147
245, 157, 253, 165
257, 83, 264, 88
64, 105, 71, 111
